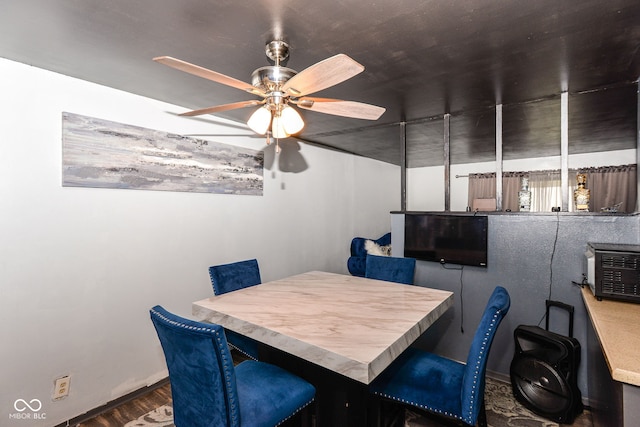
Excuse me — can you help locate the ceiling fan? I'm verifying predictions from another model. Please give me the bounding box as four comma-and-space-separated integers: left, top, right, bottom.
153, 40, 385, 150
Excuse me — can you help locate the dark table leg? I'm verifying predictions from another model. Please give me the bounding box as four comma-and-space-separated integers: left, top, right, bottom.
259, 344, 371, 427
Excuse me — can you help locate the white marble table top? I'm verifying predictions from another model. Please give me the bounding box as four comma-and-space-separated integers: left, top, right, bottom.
193, 271, 453, 384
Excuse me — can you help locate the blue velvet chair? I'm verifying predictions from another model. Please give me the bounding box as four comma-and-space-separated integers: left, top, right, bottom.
209, 259, 262, 295
347, 232, 391, 277
365, 254, 416, 285
150, 305, 315, 427
370, 286, 510, 427
209, 259, 262, 360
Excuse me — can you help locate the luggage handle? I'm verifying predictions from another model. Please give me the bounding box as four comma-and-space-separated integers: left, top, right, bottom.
545, 300, 575, 338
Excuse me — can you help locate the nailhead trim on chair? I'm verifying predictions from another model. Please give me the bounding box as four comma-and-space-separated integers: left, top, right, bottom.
152, 308, 219, 333
373, 307, 505, 427
150, 308, 240, 424
151, 308, 314, 426
463, 309, 502, 424
274, 398, 315, 427
228, 342, 259, 361
208, 265, 260, 361
373, 389, 466, 423
208, 269, 220, 295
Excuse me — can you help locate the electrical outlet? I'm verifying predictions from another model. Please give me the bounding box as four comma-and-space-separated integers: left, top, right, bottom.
52, 375, 70, 400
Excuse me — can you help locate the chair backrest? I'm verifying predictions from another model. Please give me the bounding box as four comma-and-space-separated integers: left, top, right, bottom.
150, 305, 240, 427
209, 259, 262, 295
365, 254, 416, 285
460, 286, 511, 425
350, 233, 392, 257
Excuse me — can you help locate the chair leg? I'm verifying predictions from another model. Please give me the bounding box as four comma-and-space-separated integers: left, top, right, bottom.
371, 397, 404, 427
303, 400, 317, 427
477, 400, 487, 427
280, 401, 315, 427
366, 393, 381, 427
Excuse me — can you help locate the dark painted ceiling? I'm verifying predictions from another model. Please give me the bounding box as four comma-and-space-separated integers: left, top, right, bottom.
1, 0, 638, 166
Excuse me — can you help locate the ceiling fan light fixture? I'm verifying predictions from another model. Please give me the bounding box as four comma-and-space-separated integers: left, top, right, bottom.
281, 105, 304, 134
247, 106, 272, 135
156, 39, 386, 148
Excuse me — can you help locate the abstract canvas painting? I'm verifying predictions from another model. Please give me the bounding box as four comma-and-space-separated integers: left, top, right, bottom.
62, 112, 263, 195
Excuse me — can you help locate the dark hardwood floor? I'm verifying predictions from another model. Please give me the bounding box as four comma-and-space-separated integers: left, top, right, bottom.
77, 383, 172, 427
76, 380, 594, 427
75, 350, 593, 427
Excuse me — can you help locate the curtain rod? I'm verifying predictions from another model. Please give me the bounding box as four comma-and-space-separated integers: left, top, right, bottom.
455, 163, 636, 179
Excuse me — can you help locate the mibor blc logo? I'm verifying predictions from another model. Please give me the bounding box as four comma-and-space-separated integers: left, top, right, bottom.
9, 399, 46, 421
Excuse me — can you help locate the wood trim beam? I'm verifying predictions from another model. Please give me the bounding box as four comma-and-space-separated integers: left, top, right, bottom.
444, 114, 451, 211
496, 105, 503, 211
400, 121, 407, 211
561, 91, 569, 211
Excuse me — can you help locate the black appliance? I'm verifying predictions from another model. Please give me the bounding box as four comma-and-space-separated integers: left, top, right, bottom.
510, 300, 583, 424
404, 213, 488, 267
586, 242, 640, 303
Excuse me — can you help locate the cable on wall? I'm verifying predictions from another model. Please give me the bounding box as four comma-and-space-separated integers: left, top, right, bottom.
537, 211, 561, 327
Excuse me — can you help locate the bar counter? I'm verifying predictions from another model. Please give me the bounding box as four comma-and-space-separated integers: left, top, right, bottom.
581, 286, 640, 426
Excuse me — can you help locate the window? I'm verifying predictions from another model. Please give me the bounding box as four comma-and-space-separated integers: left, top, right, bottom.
468, 164, 636, 213
529, 171, 570, 212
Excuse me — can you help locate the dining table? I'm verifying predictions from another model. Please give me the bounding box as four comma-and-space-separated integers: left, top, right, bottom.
192, 270, 454, 426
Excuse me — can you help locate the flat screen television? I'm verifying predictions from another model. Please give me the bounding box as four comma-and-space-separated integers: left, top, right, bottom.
404, 213, 488, 267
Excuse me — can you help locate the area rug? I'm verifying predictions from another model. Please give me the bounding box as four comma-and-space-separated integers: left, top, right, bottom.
405, 377, 590, 427
124, 378, 590, 427
405, 378, 554, 426
123, 405, 173, 427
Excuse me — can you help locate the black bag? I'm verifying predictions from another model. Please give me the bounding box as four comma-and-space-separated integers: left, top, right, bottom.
510, 300, 583, 424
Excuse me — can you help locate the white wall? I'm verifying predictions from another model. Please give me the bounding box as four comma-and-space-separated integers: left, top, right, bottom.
408, 150, 637, 211
406, 165, 445, 211
0, 58, 399, 425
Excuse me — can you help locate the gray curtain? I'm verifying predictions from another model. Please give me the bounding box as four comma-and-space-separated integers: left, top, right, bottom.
582, 165, 637, 213
468, 173, 496, 209
503, 172, 527, 212
468, 172, 527, 211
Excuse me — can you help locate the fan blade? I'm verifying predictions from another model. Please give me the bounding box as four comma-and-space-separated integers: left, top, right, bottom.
179, 100, 264, 117
296, 97, 385, 120
154, 56, 265, 96
282, 54, 364, 97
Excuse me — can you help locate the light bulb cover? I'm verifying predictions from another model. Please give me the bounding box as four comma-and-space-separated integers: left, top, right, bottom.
247, 107, 272, 135
281, 105, 304, 134
272, 115, 289, 139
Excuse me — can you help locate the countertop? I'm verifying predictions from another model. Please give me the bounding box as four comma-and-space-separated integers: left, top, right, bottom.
581, 286, 640, 386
